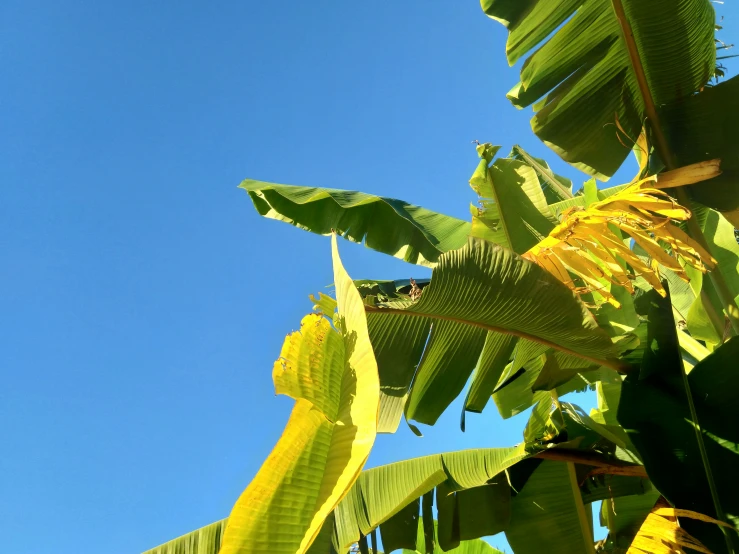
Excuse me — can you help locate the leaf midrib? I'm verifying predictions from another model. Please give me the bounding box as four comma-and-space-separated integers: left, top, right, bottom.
364, 305, 632, 374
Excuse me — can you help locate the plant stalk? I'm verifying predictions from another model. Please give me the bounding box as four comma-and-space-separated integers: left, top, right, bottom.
611, 0, 739, 335
566, 461, 597, 554
611, 3, 737, 550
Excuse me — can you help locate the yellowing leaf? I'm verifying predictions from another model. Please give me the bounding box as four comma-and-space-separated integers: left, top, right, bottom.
219, 235, 380, 554
626, 498, 734, 554
524, 175, 717, 306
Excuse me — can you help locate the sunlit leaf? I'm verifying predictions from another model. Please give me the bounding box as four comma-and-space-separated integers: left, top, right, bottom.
219, 236, 379, 554
241, 180, 470, 267
480, 0, 715, 179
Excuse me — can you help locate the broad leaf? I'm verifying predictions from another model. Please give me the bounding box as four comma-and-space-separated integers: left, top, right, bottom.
618, 287, 739, 552
505, 461, 596, 554
220, 236, 379, 554
510, 145, 573, 203
600, 491, 661, 552
405, 518, 504, 554
366, 237, 621, 427
333, 446, 529, 549
694, 203, 739, 303
142, 519, 227, 554
480, 0, 716, 179
661, 75, 739, 211
241, 180, 470, 267
469, 143, 557, 254
436, 477, 510, 551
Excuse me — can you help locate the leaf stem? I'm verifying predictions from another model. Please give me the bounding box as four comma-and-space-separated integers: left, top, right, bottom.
364, 305, 635, 374
566, 461, 597, 554
611, 0, 739, 335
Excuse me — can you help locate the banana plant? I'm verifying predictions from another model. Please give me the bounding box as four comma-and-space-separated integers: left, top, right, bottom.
143, 3, 739, 553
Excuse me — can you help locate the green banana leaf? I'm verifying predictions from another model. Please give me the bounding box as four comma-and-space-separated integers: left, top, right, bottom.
480, 0, 716, 179
510, 145, 573, 203
492, 354, 604, 420
142, 519, 227, 554
240, 180, 470, 267
618, 287, 739, 552
505, 461, 596, 554
403, 518, 504, 554
365, 237, 621, 428
333, 445, 529, 549
660, 75, 739, 211
144, 438, 646, 554
469, 143, 557, 253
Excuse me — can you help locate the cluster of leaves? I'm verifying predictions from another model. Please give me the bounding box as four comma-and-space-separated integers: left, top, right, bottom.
143, 1, 739, 553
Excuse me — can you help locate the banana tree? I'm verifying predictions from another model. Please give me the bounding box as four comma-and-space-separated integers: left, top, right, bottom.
144, 2, 739, 553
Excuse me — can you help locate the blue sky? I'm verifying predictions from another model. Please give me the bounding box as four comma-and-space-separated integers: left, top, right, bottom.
2, 2, 737, 553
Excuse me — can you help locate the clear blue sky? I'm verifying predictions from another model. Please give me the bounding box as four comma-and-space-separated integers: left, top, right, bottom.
2, 3, 737, 553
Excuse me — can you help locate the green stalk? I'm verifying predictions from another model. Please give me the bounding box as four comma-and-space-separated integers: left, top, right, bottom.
610, 0, 739, 336
611, 2, 737, 550
566, 462, 596, 554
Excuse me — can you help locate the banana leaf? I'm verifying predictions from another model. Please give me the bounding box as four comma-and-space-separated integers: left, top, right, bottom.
241, 180, 470, 267
480, 0, 715, 179
660, 75, 739, 211
618, 286, 739, 552
364, 237, 621, 429
469, 143, 557, 253
142, 519, 227, 554
219, 236, 379, 554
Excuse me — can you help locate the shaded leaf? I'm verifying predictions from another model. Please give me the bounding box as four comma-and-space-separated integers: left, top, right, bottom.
366, 237, 621, 427
661, 75, 739, 211
618, 287, 739, 551
333, 446, 529, 549
505, 461, 596, 554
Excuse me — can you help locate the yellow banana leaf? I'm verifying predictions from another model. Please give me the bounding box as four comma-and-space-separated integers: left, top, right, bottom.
524, 173, 717, 306
626, 498, 736, 554
219, 235, 380, 554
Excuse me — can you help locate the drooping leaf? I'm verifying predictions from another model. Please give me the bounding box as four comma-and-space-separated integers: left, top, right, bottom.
493, 354, 600, 420
464, 332, 517, 413
332, 446, 529, 549
219, 236, 379, 554
241, 180, 470, 267
625, 498, 736, 554
480, 0, 716, 179
379, 499, 420, 554
364, 237, 621, 427
505, 461, 596, 554
405, 518, 504, 554
618, 287, 739, 552
436, 475, 511, 551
